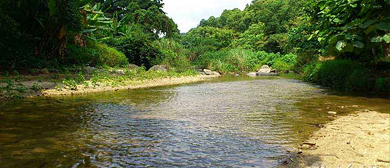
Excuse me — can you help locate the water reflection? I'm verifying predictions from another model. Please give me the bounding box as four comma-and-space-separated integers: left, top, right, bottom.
1, 76, 389, 167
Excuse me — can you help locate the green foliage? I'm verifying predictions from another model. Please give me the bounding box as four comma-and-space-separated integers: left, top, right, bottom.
196, 0, 305, 54
273, 53, 298, 71
236, 23, 266, 51
62, 79, 78, 90
303, 60, 372, 91
66, 43, 128, 68
0, 0, 83, 63
310, 0, 390, 59
107, 35, 159, 69
181, 26, 237, 57
152, 39, 192, 72
95, 0, 179, 38
286, 21, 321, 70
375, 77, 390, 91
195, 49, 297, 73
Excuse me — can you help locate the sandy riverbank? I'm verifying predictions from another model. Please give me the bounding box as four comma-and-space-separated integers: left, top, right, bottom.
1, 75, 218, 98
280, 110, 390, 168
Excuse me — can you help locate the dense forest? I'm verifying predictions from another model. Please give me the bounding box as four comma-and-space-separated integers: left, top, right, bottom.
1, 0, 390, 92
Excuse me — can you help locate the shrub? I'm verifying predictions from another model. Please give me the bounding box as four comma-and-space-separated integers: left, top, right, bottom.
272, 53, 297, 71
107, 35, 160, 69
94, 44, 128, 68
303, 60, 372, 91
66, 43, 128, 68
152, 39, 192, 72
375, 77, 390, 91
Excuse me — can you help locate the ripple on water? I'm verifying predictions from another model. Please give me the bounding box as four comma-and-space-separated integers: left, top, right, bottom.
1, 77, 390, 167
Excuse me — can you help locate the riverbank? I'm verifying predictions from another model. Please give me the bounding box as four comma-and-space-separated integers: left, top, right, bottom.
0, 68, 219, 99
42, 75, 218, 97
280, 110, 390, 168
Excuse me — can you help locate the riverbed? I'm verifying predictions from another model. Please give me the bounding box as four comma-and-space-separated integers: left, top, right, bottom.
1, 76, 389, 167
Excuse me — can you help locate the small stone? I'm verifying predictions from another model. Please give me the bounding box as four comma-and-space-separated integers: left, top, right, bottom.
363, 109, 370, 112
328, 111, 337, 115
247, 72, 257, 77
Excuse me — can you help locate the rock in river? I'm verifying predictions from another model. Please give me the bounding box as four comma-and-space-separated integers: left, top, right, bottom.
258, 65, 271, 73
203, 69, 221, 76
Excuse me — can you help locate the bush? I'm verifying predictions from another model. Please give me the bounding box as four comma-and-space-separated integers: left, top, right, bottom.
272, 53, 297, 71
66, 43, 128, 68
94, 44, 129, 67
107, 35, 160, 69
194, 48, 297, 73
152, 39, 192, 72
375, 77, 390, 91
303, 60, 372, 91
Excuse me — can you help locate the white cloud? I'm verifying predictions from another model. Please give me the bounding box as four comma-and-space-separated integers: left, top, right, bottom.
163, 0, 252, 33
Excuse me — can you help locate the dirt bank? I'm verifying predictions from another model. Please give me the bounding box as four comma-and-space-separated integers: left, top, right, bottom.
281, 110, 390, 168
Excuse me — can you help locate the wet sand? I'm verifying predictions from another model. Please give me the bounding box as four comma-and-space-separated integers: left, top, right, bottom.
281, 110, 390, 168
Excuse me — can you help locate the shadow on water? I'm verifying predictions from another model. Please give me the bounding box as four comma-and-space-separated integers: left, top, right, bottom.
1, 76, 389, 167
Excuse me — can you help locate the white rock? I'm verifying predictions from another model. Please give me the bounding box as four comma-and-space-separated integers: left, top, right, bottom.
258, 65, 271, 73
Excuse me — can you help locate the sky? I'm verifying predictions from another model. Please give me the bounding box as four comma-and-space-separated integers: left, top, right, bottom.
163, 0, 253, 33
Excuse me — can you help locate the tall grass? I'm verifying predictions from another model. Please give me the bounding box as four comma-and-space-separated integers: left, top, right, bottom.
195, 48, 297, 74
152, 39, 192, 72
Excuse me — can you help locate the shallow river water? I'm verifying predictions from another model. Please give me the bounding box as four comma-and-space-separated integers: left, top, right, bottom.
1, 76, 389, 167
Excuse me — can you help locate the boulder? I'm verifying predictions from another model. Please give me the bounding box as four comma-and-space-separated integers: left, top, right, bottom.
149, 65, 167, 72
212, 71, 221, 76
258, 65, 271, 73
115, 70, 125, 75
127, 64, 140, 70
203, 69, 213, 75
203, 69, 220, 76
247, 72, 257, 77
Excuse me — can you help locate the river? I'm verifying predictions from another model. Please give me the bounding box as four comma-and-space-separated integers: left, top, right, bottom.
1, 76, 389, 167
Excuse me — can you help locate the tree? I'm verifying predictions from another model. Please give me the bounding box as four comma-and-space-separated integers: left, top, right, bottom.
0, 0, 85, 68
94, 0, 178, 38
237, 23, 266, 51
310, 0, 390, 59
